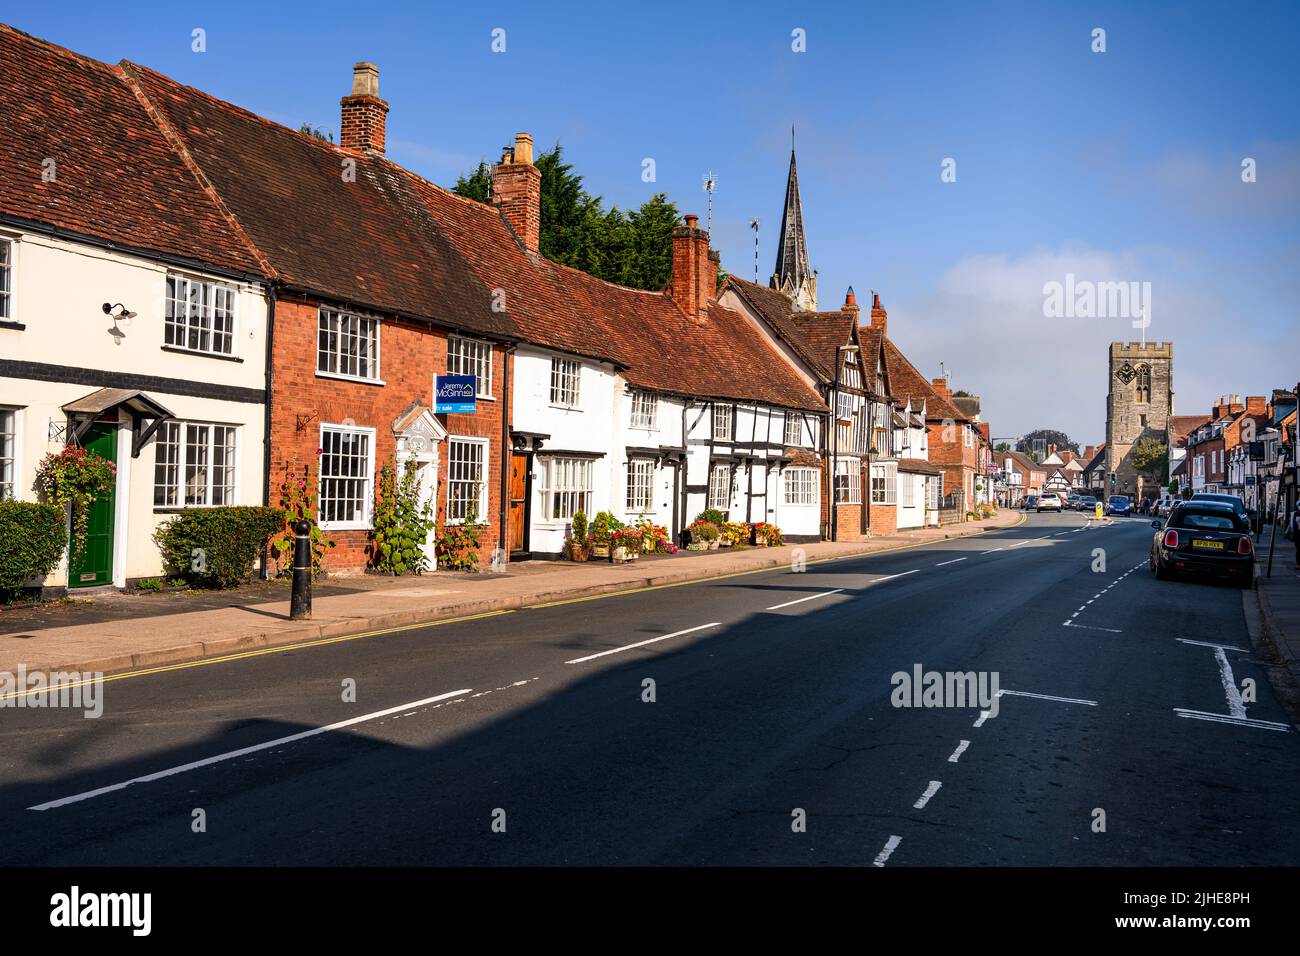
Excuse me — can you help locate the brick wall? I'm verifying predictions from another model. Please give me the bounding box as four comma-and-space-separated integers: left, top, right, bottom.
269, 294, 509, 574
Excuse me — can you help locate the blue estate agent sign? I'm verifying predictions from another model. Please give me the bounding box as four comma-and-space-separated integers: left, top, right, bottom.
435, 375, 477, 414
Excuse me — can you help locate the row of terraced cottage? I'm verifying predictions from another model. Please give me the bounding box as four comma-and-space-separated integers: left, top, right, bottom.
0, 24, 995, 590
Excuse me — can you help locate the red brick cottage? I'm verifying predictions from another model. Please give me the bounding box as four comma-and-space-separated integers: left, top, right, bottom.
120, 61, 522, 571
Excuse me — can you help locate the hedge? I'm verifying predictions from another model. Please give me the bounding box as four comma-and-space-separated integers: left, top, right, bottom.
0, 501, 67, 596
154, 506, 284, 588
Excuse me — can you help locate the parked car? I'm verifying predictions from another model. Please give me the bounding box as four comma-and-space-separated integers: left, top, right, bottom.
1078, 495, 1098, 514
1190, 492, 1248, 521
1105, 494, 1132, 517
1037, 493, 1062, 512
1150, 501, 1255, 588
1066, 494, 1081, 510
1024, 495, 1039, 511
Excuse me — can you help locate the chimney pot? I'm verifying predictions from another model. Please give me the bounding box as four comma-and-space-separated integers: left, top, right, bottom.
684, 214, 699, 229
351, 62, 380, 97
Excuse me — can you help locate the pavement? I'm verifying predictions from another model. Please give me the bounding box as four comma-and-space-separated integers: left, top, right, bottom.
2, 510, 1297, 866
0, 510, 1021, 677
1251, 526, 1300, 720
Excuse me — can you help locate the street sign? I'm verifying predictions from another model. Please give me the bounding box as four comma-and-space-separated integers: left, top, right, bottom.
1095, 502, 1103, 519
435, 375, 476, 414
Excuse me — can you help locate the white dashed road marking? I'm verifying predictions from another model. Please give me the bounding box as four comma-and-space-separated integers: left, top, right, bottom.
913, 780, 942, 809
873, 835, 903, 867
947, 740, 970, 763
565, 623, 720, 663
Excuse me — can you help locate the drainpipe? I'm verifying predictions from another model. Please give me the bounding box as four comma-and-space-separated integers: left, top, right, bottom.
499, 344, 514, 558
261, 282, 277, 580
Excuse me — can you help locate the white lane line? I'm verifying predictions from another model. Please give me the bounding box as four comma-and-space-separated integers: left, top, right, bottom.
1008, 539, 1030, 549
1177, 638, 1249, 653
998, 689, 1098, 706
29, 687, 474, 811
947, 740, 971, 763
1062, 621, 1123, 633
765, 589, 844, 611
1173, 709, 1291, 732
877, 569, 920, 582
566, 623, 719, 663
1215, 647, 1248, 719
873, 835, 903, 867
913, 780, 942, 809
972, 710, 992, 727
935, 557, 967, 567
980, 548, 1004, 554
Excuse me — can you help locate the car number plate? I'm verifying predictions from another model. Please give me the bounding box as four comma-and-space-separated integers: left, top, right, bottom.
1192, 539, 1224, 550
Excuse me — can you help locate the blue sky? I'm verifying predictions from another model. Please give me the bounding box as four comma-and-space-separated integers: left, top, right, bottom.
10, 0, 1298, 443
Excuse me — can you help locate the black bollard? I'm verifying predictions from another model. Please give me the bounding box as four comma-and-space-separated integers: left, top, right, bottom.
290, 519, 313, 620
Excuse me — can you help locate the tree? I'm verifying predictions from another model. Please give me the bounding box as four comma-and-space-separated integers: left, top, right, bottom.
453, 146, 686, 291
1016, 429, 1078, 460
1130, 438, 1169, 486
298, 123, 333, 143
1167, 477, 1180, 497
995, 441, 1011, 452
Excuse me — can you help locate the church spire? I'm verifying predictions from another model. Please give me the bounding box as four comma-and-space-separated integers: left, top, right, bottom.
770, 133, 817, 311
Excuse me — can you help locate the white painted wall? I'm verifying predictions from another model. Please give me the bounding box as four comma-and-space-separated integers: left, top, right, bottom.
0, 228, 268, 588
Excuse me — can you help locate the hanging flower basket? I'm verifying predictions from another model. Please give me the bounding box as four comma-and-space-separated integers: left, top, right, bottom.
36, 444, 117, 560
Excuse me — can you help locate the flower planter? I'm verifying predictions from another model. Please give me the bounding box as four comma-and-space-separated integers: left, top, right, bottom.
590, 542, 611, 559
566, 541, 589, 562
612, 546, 631, 563
708, 539, 720, 550
754, 537, 768, 548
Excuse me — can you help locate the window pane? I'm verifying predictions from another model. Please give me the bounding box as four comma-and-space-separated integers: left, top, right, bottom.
153, 421, 180, 506
0, 408, 15, 499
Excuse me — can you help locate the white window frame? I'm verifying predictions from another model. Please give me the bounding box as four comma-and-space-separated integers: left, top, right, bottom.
708, 463, 731, 510
712, 404, 733, 442
541, 456, 593, 521
446, 436, 489, 524
626, 458, 655, 513
871, 463, 898, 505
549, 357, 581, 408
784, 412, 804, 447
153, 420, 239, 508
447, 335, 493, 398
783, 466, 817, 505
0, 236, 15, 323
0, 407, 18, 500
901, 473, 917, 507
630, 390, 658, 430
836, 391, 854, 422
318, 423, 376, 530
834, 457, 862, 504
317, 307, 381, 382
165, 272, 238, 356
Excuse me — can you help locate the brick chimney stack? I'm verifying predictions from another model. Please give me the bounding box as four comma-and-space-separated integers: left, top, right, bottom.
340, 62, 388, 154
668, 214, 714, 322
1245, 395, 1267, 415
931, 377, 952, 400
843, 286, 860, 317
869, 292, 888, 335
492, 133, 542, 254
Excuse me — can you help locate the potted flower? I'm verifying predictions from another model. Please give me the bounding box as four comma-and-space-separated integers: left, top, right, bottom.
720, 521, 750, 547
567, 511, 590, 561
589, 511, 614, 559
36, 444, 117, 560
612, 526, 644, 562
752, 521, 770, 547
688, 519, 720, 550
755, 522, 784, 547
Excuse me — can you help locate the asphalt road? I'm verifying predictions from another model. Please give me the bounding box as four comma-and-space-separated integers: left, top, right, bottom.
3, 511, 1298, 866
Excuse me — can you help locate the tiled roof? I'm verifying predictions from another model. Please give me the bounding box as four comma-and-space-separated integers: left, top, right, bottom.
882, 338, 967, 422
724, 277, 833, 379
411, 190, 826, 411
0, 24, 264, 276
1169, 414, 1211, 447
120, 62, 515, 339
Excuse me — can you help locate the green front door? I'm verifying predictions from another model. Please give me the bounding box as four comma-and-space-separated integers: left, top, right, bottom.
67, 423, 116, 588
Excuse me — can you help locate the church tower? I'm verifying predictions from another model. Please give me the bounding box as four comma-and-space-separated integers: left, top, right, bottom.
1104, 341, 1174, 498
770, 139, 817, 312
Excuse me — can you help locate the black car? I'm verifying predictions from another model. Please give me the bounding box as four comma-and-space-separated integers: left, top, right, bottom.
1150, 501, 1255, 588
1190, 492, 1248, 520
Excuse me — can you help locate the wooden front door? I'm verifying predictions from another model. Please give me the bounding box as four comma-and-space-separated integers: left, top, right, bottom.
508, 452, 528, 553
67, 423, 116, 588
